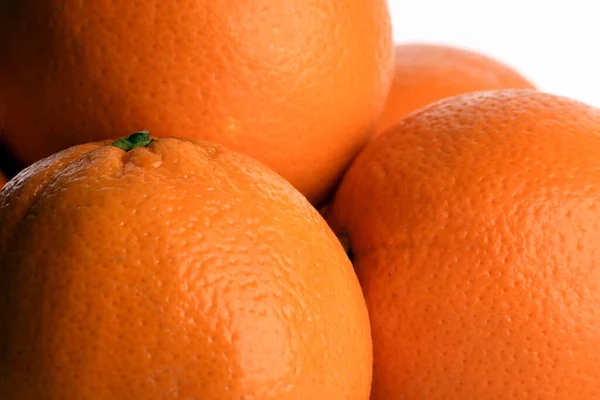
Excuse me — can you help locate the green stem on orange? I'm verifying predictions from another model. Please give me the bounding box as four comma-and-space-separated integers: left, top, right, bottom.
109, 131, 153, 152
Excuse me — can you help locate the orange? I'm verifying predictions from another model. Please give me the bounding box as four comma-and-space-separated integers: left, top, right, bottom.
327, 90, 600, 399
0, 132, 372, 399
377, 43, 536, 134
0, 0, 394, 205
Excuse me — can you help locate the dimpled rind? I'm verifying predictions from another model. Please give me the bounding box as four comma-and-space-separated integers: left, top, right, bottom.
0, 0, 394, 205
329, 90, 600, 399
0, 137, 372, 399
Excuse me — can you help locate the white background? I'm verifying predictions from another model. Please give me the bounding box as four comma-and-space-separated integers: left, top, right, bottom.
388, 0, 600, 108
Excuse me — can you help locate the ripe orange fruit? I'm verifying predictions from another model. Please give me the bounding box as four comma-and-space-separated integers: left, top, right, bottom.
0, 1, 394, 205
328, 90, 600, 399
0, 132, 372, 399
377, 43, 536, 134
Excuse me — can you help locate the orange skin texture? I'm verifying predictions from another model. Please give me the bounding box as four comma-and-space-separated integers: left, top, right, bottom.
0, 0, 394, 205
377, 43, 536, 135
328, 90, 600, 399
0, 137, 372, 399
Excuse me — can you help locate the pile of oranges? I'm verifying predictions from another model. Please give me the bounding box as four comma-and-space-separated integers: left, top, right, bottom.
1, 1, 599, 399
